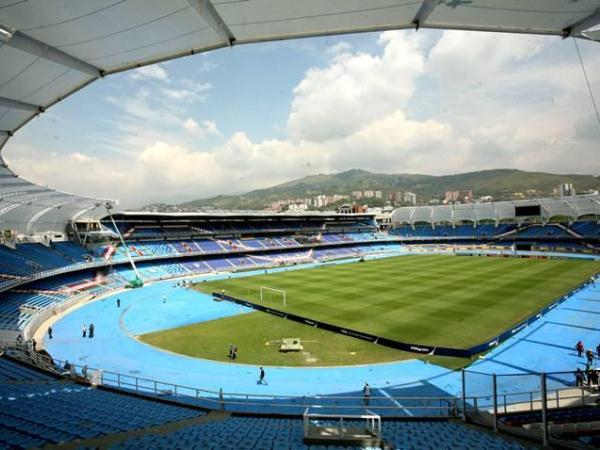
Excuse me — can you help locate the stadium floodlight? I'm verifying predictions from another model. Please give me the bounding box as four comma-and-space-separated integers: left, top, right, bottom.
0, 23, 14, 43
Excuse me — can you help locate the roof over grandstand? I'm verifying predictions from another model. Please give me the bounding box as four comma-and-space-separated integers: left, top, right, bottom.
110, 210, 375, 219
1, 0, 599, 235
392, 194, 600, 225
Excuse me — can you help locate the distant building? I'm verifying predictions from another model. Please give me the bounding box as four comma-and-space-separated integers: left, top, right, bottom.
287, 203, 308, 212
403, 192, 417, 205
558, 183, 575, 197
332, 194, 349, 202
374, 191, 383, 199
444, 191, 460, 203
444, 189, 473, 204
352, 204, 368, 213
337, 204, 353, 214
363, 190, 374, 198
351, 191, 362, 199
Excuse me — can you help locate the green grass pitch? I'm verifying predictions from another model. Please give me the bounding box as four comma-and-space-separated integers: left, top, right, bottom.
141, 255, 599, 367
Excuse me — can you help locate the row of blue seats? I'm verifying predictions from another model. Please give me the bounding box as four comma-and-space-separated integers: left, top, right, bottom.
0, 358, 202, 449
0, 242, 93, 278
0, 232, 386, 287
114, 220, 375, 238
393, 224, 518, 238
105, 233, 376, 261
0, 242, 395, 332
502, 406, 600, 427
393, 222, 600, 239
107, 417, 532, 450
0, 358, 55, 383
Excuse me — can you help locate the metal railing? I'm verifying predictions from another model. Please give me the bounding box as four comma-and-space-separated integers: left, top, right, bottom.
3, 340, 598, 425
303, 408, 382, 440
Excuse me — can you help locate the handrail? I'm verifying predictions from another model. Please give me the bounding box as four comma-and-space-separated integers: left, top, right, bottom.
1, 341, 596, 418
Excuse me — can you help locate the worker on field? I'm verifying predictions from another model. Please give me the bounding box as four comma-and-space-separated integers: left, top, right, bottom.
586, 349, 594, 365
89, 323, 94, 338
575, 368, 585, 387
576, 340, 584, 357
363, 382, 371, 406
82, 324, 87, 338
47, 326, 53, 339
257, 367, 266, 385
116, 298, 120, 308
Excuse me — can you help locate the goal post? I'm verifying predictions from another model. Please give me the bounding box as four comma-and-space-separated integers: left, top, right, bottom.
260, 286, 287, 306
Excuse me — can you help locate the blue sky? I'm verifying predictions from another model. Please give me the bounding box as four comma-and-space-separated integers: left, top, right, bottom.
4, 30, 600, 207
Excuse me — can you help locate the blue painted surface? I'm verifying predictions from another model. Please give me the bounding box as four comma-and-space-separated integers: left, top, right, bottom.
119, 283, 252, 335
43, 260, 600, 415
428, 283, 600, 402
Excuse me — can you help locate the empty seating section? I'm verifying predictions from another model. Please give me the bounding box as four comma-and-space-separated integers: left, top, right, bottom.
112, 217, 376, 238
0, 291, 70, 330
206, 258, 234, 271
0, 358, 201, 449
392, 222, 597, 241
502, 407, 600, 427
52, 242, 92, 262
181, 261, 211, 274
196, 239, 224, 253
516, 225, 569, 237
241, 238, 266, 249
0, 243, 93, 279
108, 417, 531, 450
0, 232, 384, 282
0, 358, 54, 383
570, 221, 600, 237
383, 420, 531, 450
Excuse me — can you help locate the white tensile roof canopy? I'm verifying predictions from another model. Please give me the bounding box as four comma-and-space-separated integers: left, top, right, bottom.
392, 194, 600, 225
0, 0, 599, 235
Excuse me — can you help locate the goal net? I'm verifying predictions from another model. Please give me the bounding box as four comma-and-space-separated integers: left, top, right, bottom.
260, 286, 286, 306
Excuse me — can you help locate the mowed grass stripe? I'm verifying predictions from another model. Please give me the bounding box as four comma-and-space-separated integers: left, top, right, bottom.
195, 255, 599, 347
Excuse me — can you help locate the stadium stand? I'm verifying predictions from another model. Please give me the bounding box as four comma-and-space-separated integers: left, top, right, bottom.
104, 417, 534, 450
0, 357, 202, 449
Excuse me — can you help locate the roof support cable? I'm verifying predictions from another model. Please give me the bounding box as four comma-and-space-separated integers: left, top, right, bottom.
573, 38, 600, 133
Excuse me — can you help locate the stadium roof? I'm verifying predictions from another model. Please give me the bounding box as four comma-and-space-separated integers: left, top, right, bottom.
1, 0, 599, 235
392, 194, 600, 225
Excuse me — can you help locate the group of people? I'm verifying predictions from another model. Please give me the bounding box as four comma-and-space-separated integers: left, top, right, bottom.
82, 323, 95, 338
575, 341, 598, 366
575, 367, 599, 387
574, 340, 599, 387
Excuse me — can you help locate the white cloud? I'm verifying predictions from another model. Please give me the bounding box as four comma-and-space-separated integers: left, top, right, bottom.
5, 30, 600, 208
427, 32, 544, 89
287, 31, 425, 142
162, 81, 212, 102
182, 118, 222, 138
130, 65, 169, 81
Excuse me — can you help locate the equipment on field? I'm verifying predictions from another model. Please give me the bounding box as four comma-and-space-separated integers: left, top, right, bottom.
280, 338, 303, 352
260, 286, 286, 306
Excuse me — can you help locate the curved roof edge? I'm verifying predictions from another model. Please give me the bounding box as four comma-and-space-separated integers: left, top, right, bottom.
392, 194, 600, 225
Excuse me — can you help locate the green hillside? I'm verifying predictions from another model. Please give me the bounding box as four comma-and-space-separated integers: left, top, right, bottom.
145, 169, 599, 210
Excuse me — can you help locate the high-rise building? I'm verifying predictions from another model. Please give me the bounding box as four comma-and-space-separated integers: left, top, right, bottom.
558, 183, 575, 197
404, 192, 417, 205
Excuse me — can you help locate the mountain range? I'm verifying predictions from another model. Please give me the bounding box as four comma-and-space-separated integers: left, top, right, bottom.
141, 169, 600, 211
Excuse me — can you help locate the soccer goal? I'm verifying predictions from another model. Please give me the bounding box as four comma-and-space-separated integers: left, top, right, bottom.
260, 286, 287, 306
